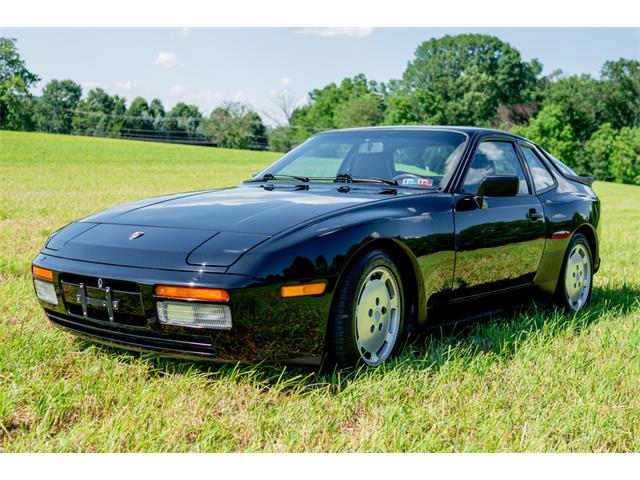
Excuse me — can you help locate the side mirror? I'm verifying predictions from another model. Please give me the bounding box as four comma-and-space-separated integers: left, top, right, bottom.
477, 175, 520, 198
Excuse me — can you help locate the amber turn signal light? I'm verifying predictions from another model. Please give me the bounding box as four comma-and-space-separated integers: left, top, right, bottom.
155, 285, 230, 302
280, 282, 327, 298
32, 265, 53, 281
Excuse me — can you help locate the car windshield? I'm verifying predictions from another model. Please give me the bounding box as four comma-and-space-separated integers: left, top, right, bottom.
253, 130, 468, 189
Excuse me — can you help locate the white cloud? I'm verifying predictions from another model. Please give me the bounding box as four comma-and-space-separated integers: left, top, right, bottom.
189, 90, 224, 104
169, 84, 186, 96
154, 52, 182, 68
80, 81, 105, 92
167, 85, 225, 112
280, 76, 291, 86
114, 81, 133, 91
295, 27, 375, 38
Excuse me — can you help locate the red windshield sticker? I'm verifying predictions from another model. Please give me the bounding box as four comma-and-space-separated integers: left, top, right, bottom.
418, 178, 433, 186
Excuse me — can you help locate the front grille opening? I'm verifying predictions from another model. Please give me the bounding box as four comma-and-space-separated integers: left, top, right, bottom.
66, 303, 147, 327
46, 310, 217, 357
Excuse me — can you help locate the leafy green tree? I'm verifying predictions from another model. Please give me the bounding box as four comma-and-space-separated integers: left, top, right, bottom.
244, 111, 268, 149
35, 79, 82, 133
125, 96, 153, 133
401, 34, 542, 126
3, 95, 37, 131
599, 59, 640, 130
0, 37, 39, 129
72, 88, 111, 135
109, 95, 127, 137
334, 94, 384, 128
204, 102, 267, 150
541, 74, 602, 141
512, 104, 579, 169
291, 74, 383, 132
541, 59, 639, 143
267, 125, 301, 152
149, 98, 165, 131
165, 102, 203, 138
384, 89, 442, 125
72, 88, 126, 137
610, 127, 640, 184
582, 123, 617, 180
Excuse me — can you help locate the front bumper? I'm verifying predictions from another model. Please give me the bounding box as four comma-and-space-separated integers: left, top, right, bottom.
33, 254, 332, 365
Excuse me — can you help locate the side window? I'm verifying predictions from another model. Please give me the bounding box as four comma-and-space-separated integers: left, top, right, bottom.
462, 141, 529, 195
521, 146, 556, 192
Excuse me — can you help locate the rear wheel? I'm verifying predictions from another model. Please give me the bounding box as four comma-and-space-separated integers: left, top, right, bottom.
328, 249, 406, 368
555, 233, 593, 311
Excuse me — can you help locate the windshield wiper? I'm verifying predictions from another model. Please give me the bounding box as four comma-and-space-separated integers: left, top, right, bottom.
334, 172, 398, 186
248, 172, 309, 183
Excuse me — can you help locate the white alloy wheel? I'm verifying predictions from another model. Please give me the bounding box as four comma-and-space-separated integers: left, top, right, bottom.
354, 266, 402, 366
564, 243, 592, 311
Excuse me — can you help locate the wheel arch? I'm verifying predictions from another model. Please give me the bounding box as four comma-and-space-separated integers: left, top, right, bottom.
554, 224, 596, 311
326, 237, 426, 342
574, 223, 598, 271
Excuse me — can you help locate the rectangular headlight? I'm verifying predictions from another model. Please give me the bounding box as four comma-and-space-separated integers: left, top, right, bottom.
34, 278, 58, 305
157, 301, 232, 330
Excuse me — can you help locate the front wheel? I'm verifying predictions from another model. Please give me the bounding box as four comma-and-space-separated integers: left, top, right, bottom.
555, 233, 593, 311
328, 249, 406, 368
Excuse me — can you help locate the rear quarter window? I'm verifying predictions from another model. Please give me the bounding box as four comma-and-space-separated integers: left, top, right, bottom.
543, 149, 578, 177
521, 146, 556, 192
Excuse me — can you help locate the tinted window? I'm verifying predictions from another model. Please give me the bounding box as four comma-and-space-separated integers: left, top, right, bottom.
521, 146, 555, 192
462, 141, 529, 195
543, 149, 578, 177
260, 130, 468, 189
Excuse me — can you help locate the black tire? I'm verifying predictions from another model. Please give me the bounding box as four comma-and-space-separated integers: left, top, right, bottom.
327, 249, 407, 368
554, 233, 593, 312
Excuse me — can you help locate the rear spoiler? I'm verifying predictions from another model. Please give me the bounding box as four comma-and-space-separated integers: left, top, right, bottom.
539, 148, 596, 187
565, 174, 595, 187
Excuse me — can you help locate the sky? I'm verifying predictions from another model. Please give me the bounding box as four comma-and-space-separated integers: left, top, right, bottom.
1, 27, 638, 125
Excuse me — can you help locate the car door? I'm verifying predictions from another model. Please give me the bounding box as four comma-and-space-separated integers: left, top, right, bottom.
451, 138, 546, 298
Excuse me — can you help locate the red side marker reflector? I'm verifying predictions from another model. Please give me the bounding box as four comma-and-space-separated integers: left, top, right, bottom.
552, 231, 571, 240
32, 265, 53, 281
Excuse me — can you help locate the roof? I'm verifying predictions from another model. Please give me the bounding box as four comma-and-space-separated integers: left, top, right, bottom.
315, 125, 522, 138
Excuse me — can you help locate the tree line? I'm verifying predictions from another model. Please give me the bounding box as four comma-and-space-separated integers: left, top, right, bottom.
0, 37, 269, 150
1, 34, 639, 184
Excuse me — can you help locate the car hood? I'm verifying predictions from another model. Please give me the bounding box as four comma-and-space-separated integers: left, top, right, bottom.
45, 184, 423, 270
81, 184, 394, 234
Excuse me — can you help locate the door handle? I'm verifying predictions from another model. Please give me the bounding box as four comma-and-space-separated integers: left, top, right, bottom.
526, 209, 543, 222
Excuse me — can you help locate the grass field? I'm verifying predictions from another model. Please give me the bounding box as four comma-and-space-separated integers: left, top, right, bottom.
1, 130, 639, 452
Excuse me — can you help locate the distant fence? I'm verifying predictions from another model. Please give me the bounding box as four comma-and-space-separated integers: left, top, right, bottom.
40, 108, 272, 150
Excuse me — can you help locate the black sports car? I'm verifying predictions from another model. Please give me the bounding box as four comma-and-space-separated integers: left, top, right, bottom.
32, 127, 601, 367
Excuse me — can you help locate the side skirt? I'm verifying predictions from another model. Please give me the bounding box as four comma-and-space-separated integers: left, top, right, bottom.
424, 284, 551, 331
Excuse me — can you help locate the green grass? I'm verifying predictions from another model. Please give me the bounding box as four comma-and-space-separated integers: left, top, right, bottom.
1, 130, 639, 452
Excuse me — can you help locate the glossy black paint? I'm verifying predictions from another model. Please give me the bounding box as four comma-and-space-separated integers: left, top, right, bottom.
32, 126, 601, 364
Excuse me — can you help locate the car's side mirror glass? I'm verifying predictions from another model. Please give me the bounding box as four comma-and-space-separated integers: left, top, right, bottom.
477, 175, 520, 198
